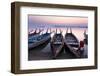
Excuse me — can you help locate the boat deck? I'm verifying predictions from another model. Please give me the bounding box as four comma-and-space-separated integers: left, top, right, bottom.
28, 28, 88, 60
28, 43, 78, 60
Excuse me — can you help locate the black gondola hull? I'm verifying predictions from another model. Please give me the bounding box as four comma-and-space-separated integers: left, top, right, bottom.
50, 43, 64, 59
29, 37, 51, 50
64, 32, 80, 58
64, 43, 78, 57
64, 42, 80, 58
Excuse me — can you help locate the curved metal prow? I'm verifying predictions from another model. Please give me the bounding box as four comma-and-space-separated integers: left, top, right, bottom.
70, 27, 72, 33
60, 29, 63, 34
38, 29, 41, 33
56, 29, 57, 34
50, 28, 51, 33
66, 27, 68, 33
84, 30, 86, 34
34, 28, 37, 33
84, 30, 87, 37
46, 28, 49, 33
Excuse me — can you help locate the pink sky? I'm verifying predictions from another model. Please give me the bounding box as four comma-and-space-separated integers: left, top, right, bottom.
29, 15, 88, 25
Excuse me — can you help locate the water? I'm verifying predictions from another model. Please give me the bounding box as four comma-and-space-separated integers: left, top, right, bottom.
35, 28, 87, 41
28, 27, 88, 60
28, 43, 78, 60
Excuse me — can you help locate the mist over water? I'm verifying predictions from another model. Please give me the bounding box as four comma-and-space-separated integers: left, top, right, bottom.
28, 15, 88, 41
29, 27, 87, 41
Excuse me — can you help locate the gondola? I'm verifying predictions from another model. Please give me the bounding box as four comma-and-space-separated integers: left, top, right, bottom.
28, 29, 51, 50
28, 29, 42, 37
64, 28, 80, 58
84, 30, 88, 45
50, 29, 64, 59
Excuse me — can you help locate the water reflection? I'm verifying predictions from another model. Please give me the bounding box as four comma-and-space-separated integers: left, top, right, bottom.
28, 27, 88, 60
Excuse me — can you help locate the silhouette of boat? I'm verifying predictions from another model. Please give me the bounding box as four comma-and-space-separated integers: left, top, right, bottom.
50, 29, 64, 59
28, 29, 42, 37
28, 29, 51, 50
84, 30, 88, 45
64, 28, 80, 57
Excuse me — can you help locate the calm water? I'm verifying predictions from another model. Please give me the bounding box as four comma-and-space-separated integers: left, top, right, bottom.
32, 28, 88, 41
28, 27, 88, 60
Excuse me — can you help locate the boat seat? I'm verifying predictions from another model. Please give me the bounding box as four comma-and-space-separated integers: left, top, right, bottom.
67, 43, 79, 45
53, 42, 62, 44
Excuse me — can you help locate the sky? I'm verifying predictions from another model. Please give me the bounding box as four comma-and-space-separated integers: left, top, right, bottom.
28, 15, 88, 31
